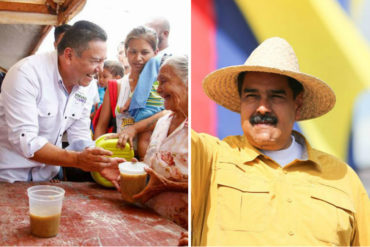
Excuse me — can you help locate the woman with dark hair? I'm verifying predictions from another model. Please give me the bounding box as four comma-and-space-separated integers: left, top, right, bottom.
93, 26, 164, 160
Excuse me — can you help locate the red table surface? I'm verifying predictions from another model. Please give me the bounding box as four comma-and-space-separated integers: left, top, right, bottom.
0, 182, 184, 246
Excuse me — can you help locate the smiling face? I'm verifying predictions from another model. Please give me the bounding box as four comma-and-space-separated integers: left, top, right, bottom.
68, 40, 107, 87
240, 72, 303, 150
157, 64, 188, 114
126, 38, 156, 75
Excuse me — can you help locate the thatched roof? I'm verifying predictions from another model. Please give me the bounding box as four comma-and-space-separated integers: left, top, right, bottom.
0, 0, 86, 72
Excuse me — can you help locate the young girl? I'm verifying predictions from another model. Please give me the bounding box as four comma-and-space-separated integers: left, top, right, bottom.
93, 26, 162, 159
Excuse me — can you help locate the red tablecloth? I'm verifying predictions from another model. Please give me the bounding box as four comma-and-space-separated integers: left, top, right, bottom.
0, 182, 184, 246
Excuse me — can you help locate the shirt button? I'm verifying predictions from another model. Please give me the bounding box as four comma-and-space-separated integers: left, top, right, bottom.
65, 116, 67, 119
48, 112, 51, 116
283, 170, 288, 174
21, 133, 25, 137
288, 231, 294, 236
60, 134, 62, 137
287, 198, 292, 203
72, 113, 75, 117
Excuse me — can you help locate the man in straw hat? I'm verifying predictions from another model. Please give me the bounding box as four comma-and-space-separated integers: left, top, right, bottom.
191, 37, 370, 246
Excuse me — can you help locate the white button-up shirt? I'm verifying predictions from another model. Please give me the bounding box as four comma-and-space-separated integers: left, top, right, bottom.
0, 51, 95, 182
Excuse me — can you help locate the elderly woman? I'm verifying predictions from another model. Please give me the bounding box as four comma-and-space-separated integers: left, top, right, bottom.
105, 55, 188, 228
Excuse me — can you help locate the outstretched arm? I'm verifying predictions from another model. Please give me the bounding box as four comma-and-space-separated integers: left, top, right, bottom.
106, 110, 169, 149
31, 143, 125, 173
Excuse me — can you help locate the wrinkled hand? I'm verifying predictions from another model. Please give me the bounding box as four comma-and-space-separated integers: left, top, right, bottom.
132, 166, 169, 203
76, 147, 125, 172
105, 126, 137, 150
178, 232, 188, 246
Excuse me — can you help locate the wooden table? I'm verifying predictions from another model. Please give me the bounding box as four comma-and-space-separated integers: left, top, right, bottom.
0, 182, 184, 246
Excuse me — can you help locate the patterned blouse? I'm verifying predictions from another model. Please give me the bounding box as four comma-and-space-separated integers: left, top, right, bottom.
144, 111, 188, 181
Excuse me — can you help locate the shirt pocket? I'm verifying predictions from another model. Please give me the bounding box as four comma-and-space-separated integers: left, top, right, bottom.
38, 105, 57, 131
68, 109, 82, 121
65, 103, 85, 129
309, 184, 355, 245
216, 163, 271, 232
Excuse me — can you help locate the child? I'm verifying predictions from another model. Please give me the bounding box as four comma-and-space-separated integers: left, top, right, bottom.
91, 60, 124, 119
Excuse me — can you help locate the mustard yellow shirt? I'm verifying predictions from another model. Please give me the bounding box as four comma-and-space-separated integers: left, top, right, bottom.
191, 130, 370, 246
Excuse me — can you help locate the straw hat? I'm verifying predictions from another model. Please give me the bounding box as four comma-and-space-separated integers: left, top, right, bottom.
202, 37, 336, 120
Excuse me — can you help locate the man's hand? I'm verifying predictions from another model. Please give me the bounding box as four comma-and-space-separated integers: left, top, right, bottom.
100, 164, 121, 190
132, 167, 169, 203
76, 147, 125, 172
105, 126, 137, 150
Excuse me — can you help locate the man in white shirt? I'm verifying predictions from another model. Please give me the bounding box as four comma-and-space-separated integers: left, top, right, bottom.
0, 20, 124, 183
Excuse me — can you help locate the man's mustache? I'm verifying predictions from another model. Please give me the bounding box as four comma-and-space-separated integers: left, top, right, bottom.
249, 113, 278, 125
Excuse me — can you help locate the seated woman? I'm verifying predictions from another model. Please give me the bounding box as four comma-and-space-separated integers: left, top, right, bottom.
93, 26, 163, 160
104, 55, 188, 228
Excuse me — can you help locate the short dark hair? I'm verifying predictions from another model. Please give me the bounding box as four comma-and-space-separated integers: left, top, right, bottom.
57, 20, 107, 56
104, 60, 124, 78
54, 24, 71, 42
237, 72, 304, 99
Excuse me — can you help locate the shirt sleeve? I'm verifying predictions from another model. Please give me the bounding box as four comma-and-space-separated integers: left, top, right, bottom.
2, 66, 48, 158
352, 179, 370, 246
93, 83, 100, 104
191, 130, 215, 246
66, 100, 94, 150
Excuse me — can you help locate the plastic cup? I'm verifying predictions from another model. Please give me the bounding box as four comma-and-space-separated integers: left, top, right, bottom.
27, 185, 65, 238
119, 162, 148, 203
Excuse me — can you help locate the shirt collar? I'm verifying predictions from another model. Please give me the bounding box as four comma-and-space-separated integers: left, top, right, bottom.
292, 131, 323, 172
54, 50, 80, 95
52, 50, 63, 83
168, 112, 188, 134
232, 130, 323, 172
224, 135, 261, 162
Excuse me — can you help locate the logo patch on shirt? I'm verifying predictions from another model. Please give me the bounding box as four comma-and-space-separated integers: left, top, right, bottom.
74, 92, 87, 104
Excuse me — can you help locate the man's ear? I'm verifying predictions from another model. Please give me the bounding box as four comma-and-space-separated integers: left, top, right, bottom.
63, 47, 73, 64
294, 92, 304, 120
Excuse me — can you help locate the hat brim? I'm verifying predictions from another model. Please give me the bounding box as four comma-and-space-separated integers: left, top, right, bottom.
202, 65, 336, 121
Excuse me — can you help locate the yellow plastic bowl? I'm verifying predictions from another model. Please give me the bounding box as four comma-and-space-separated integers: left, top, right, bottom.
91, 134, 135, 188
